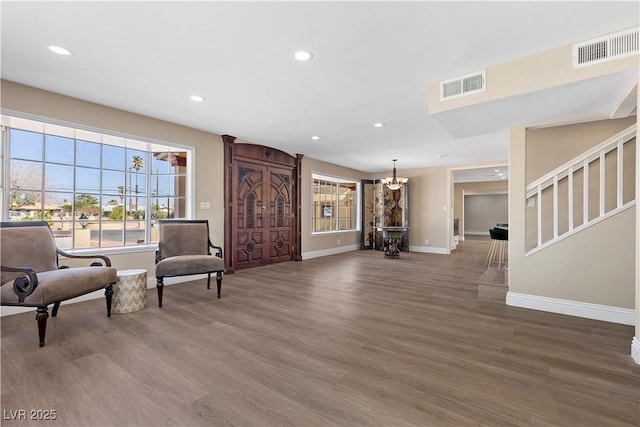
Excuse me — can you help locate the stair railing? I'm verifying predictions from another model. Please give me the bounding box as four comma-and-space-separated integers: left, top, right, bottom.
526, 124, 636, 255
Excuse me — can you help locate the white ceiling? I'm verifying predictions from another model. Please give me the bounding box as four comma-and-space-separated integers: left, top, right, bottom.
1, 1, 638, 175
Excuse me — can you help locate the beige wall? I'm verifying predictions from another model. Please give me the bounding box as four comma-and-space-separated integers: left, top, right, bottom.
453, 180, 509, 237
428, 32, 638, 114
510, 122, 636, 309
514, 205, 635, 308
525, 117, 636, 183
403, 166, 450, 252
1, 80, 224, 273
464, 193, 508, 234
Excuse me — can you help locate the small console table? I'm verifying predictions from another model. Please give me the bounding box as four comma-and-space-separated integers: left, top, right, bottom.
377, 227, 408, 259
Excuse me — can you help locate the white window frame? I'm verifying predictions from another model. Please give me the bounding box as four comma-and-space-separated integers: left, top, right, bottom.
311, 172, 361, 235
0, 113, 195, 253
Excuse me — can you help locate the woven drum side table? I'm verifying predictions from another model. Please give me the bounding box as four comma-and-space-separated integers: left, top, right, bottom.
113, 269, 148, 314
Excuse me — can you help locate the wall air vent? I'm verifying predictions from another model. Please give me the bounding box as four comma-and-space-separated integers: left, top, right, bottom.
440, 70, 485, 100
573, 27, 639, 68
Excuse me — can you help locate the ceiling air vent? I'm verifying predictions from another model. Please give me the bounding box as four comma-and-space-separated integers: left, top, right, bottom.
573, 27, 639, 68
440, 70, 485, 100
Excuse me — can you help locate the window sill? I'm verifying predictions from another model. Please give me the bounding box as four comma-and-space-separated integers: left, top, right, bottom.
59, 244, 158, 258
311, 230, 359, 236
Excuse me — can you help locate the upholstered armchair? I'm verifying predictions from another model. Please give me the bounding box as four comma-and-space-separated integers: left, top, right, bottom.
0, 221, 117, 347
154, 219, 225, 307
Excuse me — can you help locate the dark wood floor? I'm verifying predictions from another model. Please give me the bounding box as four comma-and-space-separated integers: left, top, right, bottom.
2, 240, 638, 426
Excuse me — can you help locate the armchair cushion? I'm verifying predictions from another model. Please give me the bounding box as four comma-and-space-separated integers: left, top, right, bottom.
156, 255, 224, 278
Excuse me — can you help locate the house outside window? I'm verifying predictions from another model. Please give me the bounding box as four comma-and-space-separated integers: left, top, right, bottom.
312, 173, 360, 233
1, 115, 192, 250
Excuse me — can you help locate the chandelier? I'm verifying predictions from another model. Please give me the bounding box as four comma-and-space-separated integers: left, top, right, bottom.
381, 159, 408, 191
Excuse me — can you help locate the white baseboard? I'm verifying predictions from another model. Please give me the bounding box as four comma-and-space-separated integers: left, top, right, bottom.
506, 292, 635, 325
409, 245, 449, 254
0, 274, 208, 317
302, 244, 359, 260
632, 337, 640, 364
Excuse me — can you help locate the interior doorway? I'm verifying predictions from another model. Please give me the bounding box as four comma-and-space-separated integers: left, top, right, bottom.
448, 165, 508, 251
462, 191, 508, 240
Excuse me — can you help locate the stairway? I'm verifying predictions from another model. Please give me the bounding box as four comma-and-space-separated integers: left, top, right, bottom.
526, 124, 636, 254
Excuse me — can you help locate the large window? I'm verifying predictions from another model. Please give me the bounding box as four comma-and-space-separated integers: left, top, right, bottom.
312, 173, 360, 233
1, 115, 192, 250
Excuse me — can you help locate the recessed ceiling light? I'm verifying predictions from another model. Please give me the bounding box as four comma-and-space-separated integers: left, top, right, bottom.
49, 45, 72, 56
311, 135, 320, 140
293, 50, 313, 61
190, 95, 205, 102
437, 154, 448, 158
373, 122, 385, 128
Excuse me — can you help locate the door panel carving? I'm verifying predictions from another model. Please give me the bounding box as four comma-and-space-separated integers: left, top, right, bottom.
233, 160, 294, 269
267, 169, 292, 263
235, 164, 265, 268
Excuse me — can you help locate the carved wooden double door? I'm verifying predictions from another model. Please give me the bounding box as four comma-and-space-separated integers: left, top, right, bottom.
224, 137, 302, 272
233, 160, 293, 269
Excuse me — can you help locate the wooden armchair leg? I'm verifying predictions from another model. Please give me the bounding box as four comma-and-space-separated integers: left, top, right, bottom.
206, 273, 211, 290
52, 301, 61, 317
36, 306, 49, 348
105, 285, 113, 317
216, 272, 222, 299
156, 277, 164, 308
